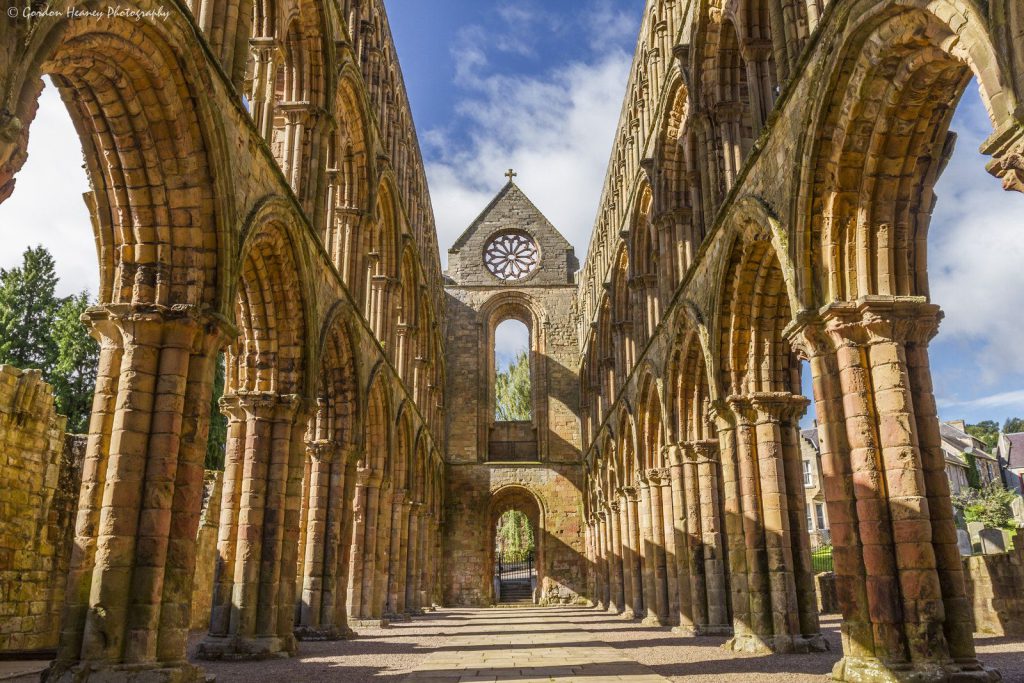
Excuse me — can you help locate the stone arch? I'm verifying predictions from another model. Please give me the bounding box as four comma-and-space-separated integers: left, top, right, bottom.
4, 17, 223, 310
628, 185, 660, 349
227, 209, 309, 396
325, 70, 372, 289
477, 292, 548, 461
609, 243, 633, 388
363, 178, 399, 343
393, 245, 420, 380
486, 484, 546, 605
797, 0, 1021, 306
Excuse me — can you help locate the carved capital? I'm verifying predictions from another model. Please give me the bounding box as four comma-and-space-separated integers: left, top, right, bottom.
306, 439, 338, 464
748, 391, 809, 423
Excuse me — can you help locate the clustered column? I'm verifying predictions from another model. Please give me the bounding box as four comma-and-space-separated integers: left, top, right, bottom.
788, 298, 996, 682
294, 441, 355, 640
198, 392, 310, 659
49, 304, 228, 683
714, 394, 825, 654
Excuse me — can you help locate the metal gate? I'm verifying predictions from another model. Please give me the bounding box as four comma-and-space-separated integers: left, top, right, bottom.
496, 551, 535, 603
497, 552, 534, 582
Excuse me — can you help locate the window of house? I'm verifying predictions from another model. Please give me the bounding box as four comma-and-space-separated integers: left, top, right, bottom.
803, 460, 813, 487
815, 503, 827, 531
806, 506, 814, 530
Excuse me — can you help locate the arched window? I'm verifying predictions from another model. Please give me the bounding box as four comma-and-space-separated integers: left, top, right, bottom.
494, 318, 531, 421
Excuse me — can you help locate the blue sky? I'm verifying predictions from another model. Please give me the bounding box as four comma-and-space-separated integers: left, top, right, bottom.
1, 2, 1022, 428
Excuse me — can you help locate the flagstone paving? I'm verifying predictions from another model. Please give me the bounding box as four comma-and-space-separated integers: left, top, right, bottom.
403, 607, 669, 682
4, 607, 1023, 682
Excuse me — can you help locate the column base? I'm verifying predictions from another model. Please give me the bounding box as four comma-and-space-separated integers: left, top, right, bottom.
672, 624, 697, 636
45, 661, 208, 682
620, 609, 639, 620
696, 624, 734, 637
348, 618, 389, 628
384, 612, 411, 622
832, 656, 1001, 683
724, 632, 829, 654
642, 614, 669, 627
293, 624, 355, 641
193, 634, 295, 660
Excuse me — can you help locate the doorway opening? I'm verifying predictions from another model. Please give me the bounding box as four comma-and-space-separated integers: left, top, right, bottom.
494, 509, 536, 604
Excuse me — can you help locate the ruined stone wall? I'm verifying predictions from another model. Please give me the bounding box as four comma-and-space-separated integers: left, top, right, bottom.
0, 365, 83, 652
963, 529, 1024, 636
189, 470, 224, 631
443, 463, 587, 606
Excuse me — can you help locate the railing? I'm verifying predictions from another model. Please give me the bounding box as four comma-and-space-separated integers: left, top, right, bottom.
497, 551, 534, 583
811, 541, 833, 574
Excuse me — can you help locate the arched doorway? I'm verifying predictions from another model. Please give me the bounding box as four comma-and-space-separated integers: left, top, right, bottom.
488, 486, 543, 605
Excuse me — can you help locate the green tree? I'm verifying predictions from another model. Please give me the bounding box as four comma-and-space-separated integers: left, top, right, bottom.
0, 246, 60, 371
952, 483, 1018, 530
51, 291, 98, 433
496, 510, 535, 562
966, 420, 1000, 451
495, 350, 531, 421
1003, 417, 1024, 434
205, 355, 227, 470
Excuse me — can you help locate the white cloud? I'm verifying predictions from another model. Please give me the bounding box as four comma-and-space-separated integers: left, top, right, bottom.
426, 45, 632, 268
939, 389, 1024, 412
0, 77, 97, 298
929, 81, 1024, 383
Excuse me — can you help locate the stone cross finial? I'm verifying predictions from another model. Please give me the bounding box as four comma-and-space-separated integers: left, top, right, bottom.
505, 168, 517, 181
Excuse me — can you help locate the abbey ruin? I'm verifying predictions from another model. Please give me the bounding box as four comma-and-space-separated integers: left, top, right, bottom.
1, 0, 1023, 681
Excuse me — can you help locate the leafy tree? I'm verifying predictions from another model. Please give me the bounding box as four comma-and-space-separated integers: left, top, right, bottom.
0, 246, 60, 371
205, 355, 227, 470
966, 420, 1000, 451
1003, 417, 1024, 434
495, 350, 531, 421
51, 291, 98, 433
496, 510, 535, 562
952, 483, 1018, 530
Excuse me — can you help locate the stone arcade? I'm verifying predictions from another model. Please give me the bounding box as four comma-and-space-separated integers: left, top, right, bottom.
0, 0, 1023, 681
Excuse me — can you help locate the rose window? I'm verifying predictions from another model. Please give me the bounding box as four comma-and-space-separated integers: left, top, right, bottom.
484, 231, 539, 281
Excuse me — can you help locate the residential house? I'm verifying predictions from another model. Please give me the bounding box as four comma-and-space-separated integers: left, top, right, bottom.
940, 420, 1001, 495
800, 428, 830, 545
996, 431, 1024, 495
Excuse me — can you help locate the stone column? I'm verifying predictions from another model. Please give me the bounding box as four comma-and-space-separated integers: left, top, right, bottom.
622, 487, 644, 619
385, 490, 409, 618
417, 511, 431, 610
787, 298, 998, 682
607, 502, 625, 614
345, 466, 371, 620
198, 391, 310, 660
643, 470, 670, 626
658, 464, 681, 628
748, 392, 824, 653
295, 441, 352, 640
405, 502, 423, 614
638, 478, 657, 622
371, 483, 395, 620
691, 439, 730, 634
594, 513, 608, 609
667, 445, 698, 634
49, 304, 227, 683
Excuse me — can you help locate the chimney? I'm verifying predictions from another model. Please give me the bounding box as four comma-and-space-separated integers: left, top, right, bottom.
948, 419, 967, 433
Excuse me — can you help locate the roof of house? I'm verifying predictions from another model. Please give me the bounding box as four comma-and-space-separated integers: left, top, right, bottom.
1002, 432, 1024, 469
800, 428, 819, 453
940, 421, 998, 462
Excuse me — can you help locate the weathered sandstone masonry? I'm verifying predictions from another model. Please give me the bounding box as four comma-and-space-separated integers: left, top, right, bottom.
0, 366, 84, 653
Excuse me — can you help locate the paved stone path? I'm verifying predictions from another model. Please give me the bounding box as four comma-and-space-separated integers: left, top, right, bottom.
403, 607, 669, 682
